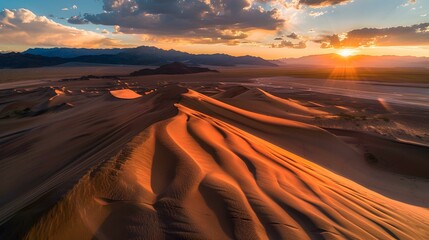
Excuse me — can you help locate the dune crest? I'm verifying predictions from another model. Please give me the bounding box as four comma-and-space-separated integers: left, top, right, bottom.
212, 87, 330, 122
24, 89, 429, 240
238, 88, 329, 116
109, 89, 142, 99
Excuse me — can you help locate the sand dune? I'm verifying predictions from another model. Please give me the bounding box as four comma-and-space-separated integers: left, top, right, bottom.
212, 86, 250, 98
235, 88, 328, 116
0, 85, 187, 238
12, 87, 428, 239
0, 87, 75, 118
213, 87, 329, 121
181, 90, 429, 205
109, 89, 142, 100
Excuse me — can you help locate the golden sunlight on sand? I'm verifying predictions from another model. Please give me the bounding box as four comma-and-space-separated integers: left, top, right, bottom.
110, 89, 142, 99
22, 87, 429, 240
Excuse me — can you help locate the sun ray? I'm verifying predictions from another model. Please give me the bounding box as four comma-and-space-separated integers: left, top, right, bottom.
337, 49, 358, 58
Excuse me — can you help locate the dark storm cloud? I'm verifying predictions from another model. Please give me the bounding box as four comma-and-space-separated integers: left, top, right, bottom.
67, 15, 89, 24
78, 0, 284, 43
315, 23, 429, 48
296, 0, 351, 8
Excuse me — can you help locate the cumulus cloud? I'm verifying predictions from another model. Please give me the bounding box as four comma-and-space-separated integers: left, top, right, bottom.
287, 32, 300, 39
76, 0, 284, 44
62, 5, 78, 11
271, 40, 307, 48
294, 0, 352, 8
309, 11, 327, 17
401, 0, 416, 7
113, 25, 121, 34
315, 23, 429, 48
0, 8, 128, 48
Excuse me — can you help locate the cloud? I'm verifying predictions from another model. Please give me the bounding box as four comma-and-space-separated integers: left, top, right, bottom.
77, 0, 284, 44
62, 5, 78, 11
67, 15, 89, 24
309, 11, 327, 17
315, 23, 429, 48
287, 32, 300, 39
295, 0, 352, 8
113, 25, 121, 34
400, 0, 416, 7
271, 40, 307, 48
0, 8, 128, 48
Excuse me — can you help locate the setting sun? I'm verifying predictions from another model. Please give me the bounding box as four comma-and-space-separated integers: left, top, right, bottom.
2, 0, 429, 239
337, 49, 358, 57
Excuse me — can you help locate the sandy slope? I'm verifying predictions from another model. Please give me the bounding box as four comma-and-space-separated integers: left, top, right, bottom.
0, 85, 187, 238
234, 88, 329, 116
110, 89, 142, 100
213, 87, 329, 122
19, 88, 429, 239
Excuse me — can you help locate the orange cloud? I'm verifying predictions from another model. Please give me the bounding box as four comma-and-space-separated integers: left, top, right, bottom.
0, 9, 130, 48
315, 23, 429, 48
294, 0, 352, 8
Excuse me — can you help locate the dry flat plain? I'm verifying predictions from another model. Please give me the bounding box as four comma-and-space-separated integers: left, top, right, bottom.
1, 65, 429, 239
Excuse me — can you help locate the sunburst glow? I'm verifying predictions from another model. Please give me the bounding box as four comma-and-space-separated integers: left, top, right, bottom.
337, 49, 358, 57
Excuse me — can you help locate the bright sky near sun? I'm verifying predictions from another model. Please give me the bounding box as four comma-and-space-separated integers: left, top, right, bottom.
0, 0, 428, 58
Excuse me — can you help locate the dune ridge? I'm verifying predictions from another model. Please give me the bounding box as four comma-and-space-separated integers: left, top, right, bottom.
0, 85, 187, 238
236, 88, 328, 116
109, 89, 142, 100
22, 88, 429, 240
213, 87, 329, 122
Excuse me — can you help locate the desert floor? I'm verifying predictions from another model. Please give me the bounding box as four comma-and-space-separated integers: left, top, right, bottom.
1, 65, 429, 239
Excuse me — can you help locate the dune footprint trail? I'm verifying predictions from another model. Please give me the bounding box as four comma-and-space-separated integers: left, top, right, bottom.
25, 89, 429, 240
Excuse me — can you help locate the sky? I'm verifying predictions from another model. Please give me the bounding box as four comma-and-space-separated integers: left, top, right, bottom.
0, 0, 428, 59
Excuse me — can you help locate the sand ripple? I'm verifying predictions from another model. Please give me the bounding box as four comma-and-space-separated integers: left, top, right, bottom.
23, 89, 429, 239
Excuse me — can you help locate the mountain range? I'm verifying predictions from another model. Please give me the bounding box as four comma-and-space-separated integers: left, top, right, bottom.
23, 48, 129, 58
0, 46, 275, 69
1, 46, 428, 69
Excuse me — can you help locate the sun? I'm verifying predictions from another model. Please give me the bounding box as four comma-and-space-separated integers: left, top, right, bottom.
337, 49, 358, 57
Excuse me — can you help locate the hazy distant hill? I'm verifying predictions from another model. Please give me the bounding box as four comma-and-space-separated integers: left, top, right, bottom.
24, 48, 128, 58
130, 62, 218, 76
9, 46, 276, 68
0, 53, 67, 69
275, 54, 429, 68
